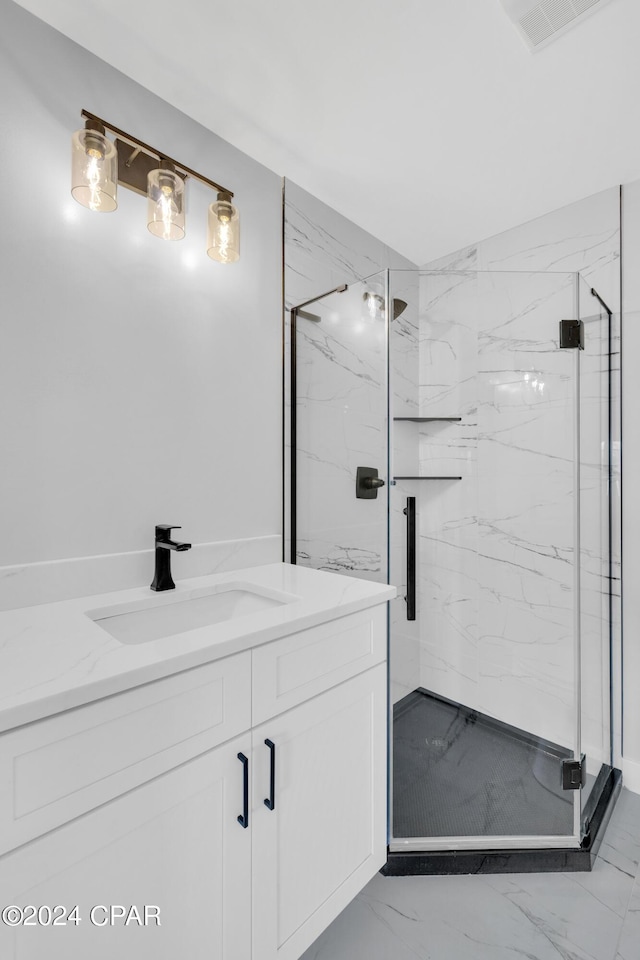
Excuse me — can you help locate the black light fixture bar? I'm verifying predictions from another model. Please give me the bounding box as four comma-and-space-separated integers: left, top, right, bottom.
81, 109, 233, 197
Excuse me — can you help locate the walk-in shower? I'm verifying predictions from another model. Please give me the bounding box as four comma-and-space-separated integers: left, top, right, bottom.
287, 267, 617, 872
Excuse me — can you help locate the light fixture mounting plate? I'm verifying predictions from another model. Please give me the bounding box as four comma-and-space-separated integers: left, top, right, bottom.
115, 139, 186, 196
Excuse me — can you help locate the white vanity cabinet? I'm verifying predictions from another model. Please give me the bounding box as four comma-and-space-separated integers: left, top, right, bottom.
250, 604, 388, 960
0, 732, 252, 960
0, 650, 254, 960
0, 602, 388, 960
251, 663, 387, 960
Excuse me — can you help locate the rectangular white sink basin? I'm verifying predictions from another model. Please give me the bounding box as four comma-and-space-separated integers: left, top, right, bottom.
87, 584, 293, 645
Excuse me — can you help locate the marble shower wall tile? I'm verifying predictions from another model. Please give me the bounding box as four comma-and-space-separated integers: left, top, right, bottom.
285, 177, 620, 769
479, 187, 620, 303
418, 476, 479, 706
390, 480, 420, 704
390, 270, 420, 418
474, 272, 578, 745
295, 284, 387, 579
284, 180, 417, 588
417, 186, 620, 757
419, 269, 478, 417
481, 187, 622, 760
388, 273, 421, 702
418, 420, 476, 478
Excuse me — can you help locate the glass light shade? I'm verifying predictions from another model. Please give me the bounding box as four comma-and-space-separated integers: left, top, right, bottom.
147, 167, 185, 241
207, 194, 240, 263
71, 127, 118, 212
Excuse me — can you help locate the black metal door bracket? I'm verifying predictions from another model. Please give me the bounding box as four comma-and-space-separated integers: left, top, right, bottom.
562, 754, 586, 790
559, 319, 584, 349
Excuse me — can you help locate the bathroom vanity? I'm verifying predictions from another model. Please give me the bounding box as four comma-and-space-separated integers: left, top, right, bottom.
0, 563, 394, 959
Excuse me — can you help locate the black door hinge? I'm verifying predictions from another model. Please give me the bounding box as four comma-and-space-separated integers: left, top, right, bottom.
562, 754, 586, 790
559, 319, 584, 349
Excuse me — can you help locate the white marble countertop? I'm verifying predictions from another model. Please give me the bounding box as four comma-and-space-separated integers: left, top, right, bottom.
0, 562, 395, 733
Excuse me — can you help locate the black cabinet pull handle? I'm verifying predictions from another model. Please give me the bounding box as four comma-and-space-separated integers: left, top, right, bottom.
403, 496, 416, 621
264, 739, 276, 811
237, 752, 249, 828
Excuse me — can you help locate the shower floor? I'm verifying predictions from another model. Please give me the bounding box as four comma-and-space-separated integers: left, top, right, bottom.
392, 689, 574, 839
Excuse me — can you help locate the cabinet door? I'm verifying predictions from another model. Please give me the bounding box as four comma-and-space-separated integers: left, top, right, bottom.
0, 733, 252, 960
252, 663, 387, 960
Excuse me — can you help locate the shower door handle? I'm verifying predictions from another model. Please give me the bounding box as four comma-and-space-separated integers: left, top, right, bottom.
404, 497, 416, 621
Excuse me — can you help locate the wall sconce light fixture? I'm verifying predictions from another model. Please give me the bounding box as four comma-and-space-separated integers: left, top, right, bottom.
147, 161, 185, 241
71, 119, 118, 213
207, 191, 240, 263
71, 109, 239, 262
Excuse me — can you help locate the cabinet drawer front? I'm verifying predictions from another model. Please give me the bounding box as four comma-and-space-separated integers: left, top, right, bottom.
252, 605, 387, 724
0, 652, 251, 855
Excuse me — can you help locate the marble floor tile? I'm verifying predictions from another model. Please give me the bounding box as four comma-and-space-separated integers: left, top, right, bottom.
300, 894, 425, 960
303, 869, 625, 960
357, 873, 588, 960
615, 874, 640, 960
566, 855, 636, 920
302, 789, 640, 960
482, 870, 626, 960
597, 789, 640, 879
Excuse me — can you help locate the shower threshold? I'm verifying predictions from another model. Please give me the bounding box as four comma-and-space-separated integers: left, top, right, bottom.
385, 689, 620, 875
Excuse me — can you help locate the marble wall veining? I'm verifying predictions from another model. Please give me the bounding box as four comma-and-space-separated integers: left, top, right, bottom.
415, 186, 621, 766
389, 270, 421, 704
283, 180, 418, 703
294, 279, 388, 580
285, 179, 622, 749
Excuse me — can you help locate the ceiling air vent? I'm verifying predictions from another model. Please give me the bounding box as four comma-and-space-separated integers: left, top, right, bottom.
499, 0, 614, 51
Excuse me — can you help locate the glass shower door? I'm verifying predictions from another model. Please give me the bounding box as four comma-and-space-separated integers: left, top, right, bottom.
389, 268, 586, 850
291, 271, 389, 584
578, 275, 613, 824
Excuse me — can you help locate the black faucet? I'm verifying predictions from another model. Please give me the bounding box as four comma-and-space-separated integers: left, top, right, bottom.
151, 525, 192, 592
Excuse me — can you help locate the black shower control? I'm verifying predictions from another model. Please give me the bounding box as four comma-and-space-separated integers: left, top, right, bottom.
356, 466, 385, 499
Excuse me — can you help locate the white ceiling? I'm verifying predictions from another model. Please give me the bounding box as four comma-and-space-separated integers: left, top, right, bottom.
12, 0, 640, 263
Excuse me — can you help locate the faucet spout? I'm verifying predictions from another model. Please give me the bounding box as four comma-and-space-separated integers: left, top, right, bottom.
151, 525, 192, 591
158, 539, 192, 552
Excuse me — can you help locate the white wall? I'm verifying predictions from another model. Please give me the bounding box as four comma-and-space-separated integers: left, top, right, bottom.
0, 1, 283, 607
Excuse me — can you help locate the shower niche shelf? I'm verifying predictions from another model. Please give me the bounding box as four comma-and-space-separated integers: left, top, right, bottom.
394, 476, 462, 481
394, 417, 461, 422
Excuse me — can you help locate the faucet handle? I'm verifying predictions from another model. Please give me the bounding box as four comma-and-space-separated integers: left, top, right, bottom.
155, 524, 181, 541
